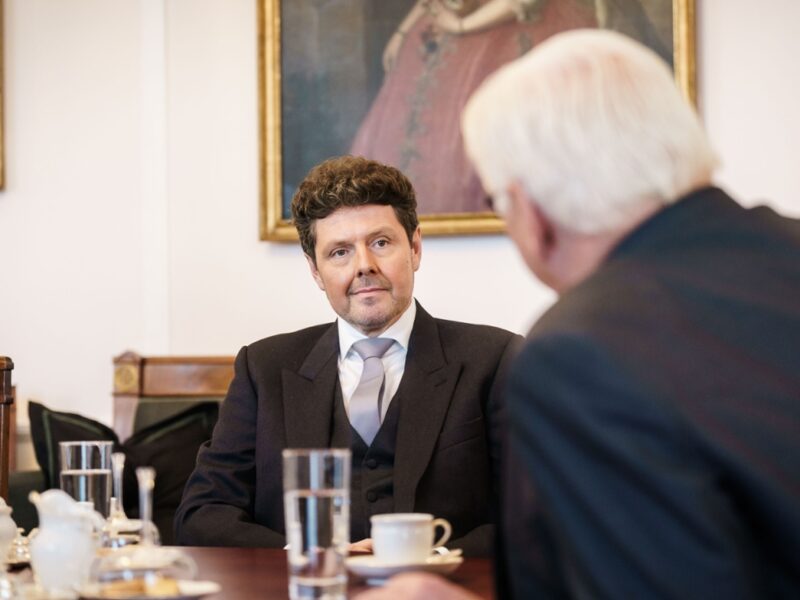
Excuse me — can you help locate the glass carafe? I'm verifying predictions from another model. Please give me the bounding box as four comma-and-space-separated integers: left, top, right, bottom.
87, 467, 198, 597
137, 466, 160, 547
102, 452, 141, 548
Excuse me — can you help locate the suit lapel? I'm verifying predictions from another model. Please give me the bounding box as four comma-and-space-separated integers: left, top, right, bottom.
394, 304, 462, 512
282, 323, 340, 448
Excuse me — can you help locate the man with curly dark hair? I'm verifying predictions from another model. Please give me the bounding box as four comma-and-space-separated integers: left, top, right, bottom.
176, 155, 520, 557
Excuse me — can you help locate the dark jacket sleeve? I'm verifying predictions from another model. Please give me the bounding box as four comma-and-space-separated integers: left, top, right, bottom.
174, 346, 286, 547
503, 334, 761, 599
447, 331, 522, 556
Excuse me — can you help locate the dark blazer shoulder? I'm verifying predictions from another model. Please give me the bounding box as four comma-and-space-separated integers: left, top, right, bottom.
432, 317, 521, 357
243, 322, 335, 369
434, 317, 518, 339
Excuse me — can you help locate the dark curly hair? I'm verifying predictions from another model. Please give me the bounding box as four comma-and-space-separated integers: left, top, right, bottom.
291, 156, 419, 261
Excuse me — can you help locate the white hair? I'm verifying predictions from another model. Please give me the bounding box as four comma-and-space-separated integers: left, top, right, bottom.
461, 29, 718, 233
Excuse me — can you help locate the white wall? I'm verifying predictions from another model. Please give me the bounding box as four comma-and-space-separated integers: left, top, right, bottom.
0, 1, 147, 425
1, 0, 799, 451
699, 0, 800, 216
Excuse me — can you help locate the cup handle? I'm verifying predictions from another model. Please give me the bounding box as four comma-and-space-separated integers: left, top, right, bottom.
432, 518, 452, 549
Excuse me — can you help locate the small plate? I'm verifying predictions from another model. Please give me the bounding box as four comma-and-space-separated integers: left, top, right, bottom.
78, 579, 220, 600
16, 585, 79, 600
346, 555, 463, 585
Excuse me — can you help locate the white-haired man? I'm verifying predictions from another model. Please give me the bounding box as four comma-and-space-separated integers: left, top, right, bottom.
359, 29, 800, 600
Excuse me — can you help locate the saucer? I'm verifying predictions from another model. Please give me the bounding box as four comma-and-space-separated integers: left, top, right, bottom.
94, 546, 191, 572
78, 579, 220, 600
16, 585, 79, 600
346, 555, 463, 584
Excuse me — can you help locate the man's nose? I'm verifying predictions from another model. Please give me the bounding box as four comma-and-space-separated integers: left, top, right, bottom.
354, 245, 378, 277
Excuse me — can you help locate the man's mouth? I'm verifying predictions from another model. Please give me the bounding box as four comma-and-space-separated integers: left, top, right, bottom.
351, 287, 386, 295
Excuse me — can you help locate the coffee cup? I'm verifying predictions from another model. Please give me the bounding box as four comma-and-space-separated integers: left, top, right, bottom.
370, 513, 452, 565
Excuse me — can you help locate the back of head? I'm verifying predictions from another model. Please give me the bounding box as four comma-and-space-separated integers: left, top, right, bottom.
291, 155, 419, 260
462, 29, 717, 234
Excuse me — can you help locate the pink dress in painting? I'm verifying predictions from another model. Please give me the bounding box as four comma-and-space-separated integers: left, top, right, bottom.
350, 0, 597, 215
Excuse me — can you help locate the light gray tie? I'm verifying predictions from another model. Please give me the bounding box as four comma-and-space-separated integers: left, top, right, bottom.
349, 337, 394, 446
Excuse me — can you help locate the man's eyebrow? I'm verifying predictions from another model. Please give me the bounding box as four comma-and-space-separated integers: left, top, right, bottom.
321, 228, 397, 252
319, 238, 353, 253
369, 227, 398, 238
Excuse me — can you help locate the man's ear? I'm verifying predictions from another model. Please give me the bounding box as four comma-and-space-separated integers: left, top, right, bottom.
410, 226, 422, 272
305, 253, 325, 291
506, 182, 558, 285
531, 203, 556, 259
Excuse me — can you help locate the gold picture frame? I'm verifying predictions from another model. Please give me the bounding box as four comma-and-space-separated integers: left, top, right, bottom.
259, 0, 696, 241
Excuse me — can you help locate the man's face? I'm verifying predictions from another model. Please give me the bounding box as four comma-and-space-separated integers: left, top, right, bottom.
307, 204, 421, 336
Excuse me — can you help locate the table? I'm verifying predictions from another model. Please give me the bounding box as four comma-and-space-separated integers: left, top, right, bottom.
184, 547, 495, 599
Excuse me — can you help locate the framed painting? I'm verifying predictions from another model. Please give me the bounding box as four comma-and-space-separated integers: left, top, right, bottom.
259, 0, 696, 241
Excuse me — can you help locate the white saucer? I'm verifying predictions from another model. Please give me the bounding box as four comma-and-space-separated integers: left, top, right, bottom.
16, 585, 78, 600
78, 579, 221, 600
346, 555, 463, 584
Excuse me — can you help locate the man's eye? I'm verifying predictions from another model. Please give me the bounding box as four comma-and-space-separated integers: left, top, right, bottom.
331, 248, 348, 258
374, 239, 389, 248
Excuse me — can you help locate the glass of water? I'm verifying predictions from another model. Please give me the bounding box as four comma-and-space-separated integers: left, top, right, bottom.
59, 441, 113, 517
283, 448, 351, 600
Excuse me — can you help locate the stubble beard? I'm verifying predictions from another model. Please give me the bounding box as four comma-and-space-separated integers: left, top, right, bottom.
345, 293, 400, 335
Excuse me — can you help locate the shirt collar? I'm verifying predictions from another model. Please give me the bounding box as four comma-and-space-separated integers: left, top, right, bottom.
337, 300, 417, 359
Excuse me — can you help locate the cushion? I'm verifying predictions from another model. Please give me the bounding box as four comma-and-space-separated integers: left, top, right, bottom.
121, 403, 219, 544
28, 401, 219, 544
133, 397, 223, 432
28, 401, 120, 490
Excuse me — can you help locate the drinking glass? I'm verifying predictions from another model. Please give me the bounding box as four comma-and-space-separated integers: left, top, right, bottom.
283, 448, 351, 600
59, 441, 113, 517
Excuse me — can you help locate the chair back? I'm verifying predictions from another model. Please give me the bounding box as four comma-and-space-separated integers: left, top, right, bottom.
112, 351, 234, 441
0, 357, 15, 499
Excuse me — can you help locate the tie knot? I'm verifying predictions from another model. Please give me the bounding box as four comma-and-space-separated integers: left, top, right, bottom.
352, 337, 394, 361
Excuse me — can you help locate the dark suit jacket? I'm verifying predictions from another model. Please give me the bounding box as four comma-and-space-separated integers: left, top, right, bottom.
499, 188, 800, 599
175, 303, 520, 555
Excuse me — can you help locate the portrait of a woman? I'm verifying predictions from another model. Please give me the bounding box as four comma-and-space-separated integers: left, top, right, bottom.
276, 0, 673, 221
349, 0, 670, 215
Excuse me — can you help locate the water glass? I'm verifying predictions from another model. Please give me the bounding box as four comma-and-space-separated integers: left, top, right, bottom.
59, 441, 113, 517
283, 449, 351, 600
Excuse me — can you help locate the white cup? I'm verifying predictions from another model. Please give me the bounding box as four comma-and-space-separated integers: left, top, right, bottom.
370, 513, 452, 565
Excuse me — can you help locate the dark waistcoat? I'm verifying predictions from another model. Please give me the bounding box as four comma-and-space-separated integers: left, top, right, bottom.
331, 385, 401, 542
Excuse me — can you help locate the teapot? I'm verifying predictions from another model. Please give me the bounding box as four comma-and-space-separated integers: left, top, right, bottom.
28, 489, 105, 595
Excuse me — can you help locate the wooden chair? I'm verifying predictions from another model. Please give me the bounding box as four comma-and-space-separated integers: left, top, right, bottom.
112, 351, 235, 441
0, 357, 15, 500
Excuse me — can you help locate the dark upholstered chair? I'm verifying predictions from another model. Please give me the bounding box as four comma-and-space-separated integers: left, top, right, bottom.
8, 351, 235, 534
112, 351, 234, 441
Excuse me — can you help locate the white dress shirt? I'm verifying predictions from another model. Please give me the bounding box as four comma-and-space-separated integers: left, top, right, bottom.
337, 300, 416, 421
